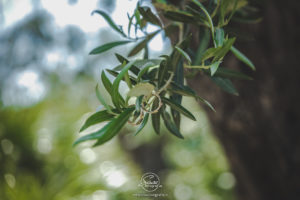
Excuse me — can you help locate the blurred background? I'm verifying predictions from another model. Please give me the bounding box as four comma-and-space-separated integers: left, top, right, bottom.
0, 0, 235, 199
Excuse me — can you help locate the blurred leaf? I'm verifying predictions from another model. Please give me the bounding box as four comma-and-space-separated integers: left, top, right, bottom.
213, 37, 236, 62
215, 28, 225, 47
211, 77, 239, 95
134, 113, 149, 136
135, 95, 143, 113
152, 98, 161, 135
106, 69, 138, 85
128, 13, 134, 36
164, 10, 196, 23
157, 59, 169, 87
101, 71, 125, 107
194, 29, 210, 65
92, 10, 127, 37
170, 83, 216, 112
191, 0, 214, 40
128, 30, 160, 57
162, 97, 196, 121
210, 61, 222, 76
114, 54, 141, 75
214, 67, 253, 80
175, 46, 191, 64
137, 63, 157, 81
89, 41, 132, 55
80, 110, 115, 132
138, 6, 162, 27
95, 84, 112, 113
128, 39, 148, 57
127, 83, 155, 97
74, 107, 134, 146
230, 46, 255, 70
112, 61, 136, 110
162, 110, 184, 139
202, 47, 222, 61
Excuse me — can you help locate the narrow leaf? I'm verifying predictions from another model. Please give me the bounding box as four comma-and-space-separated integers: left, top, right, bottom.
106, 69, 138, 85
202, 47, 222, 61
162, 110, 184, 139
152, 98, 161, 135
128, 39, 148, 57
74, 107, 134, 146
80, 110, 115, 132
210, 61, 222, 76
161, 97, 196, 121
112, 61, 136, 110
214, 67, 253, 80
138, 6, 162, 27
175, 46, 191, 64
169, 83, 216, 112
164, 10, 196, 23
128, 30, 160, 57
213, 37, 236, 62
101, 71, 125, 107
92, 10, 127, 37
215, 28, 225, 47
134, 113, 149, 136
95, 84, 112, 113
135, 95, 143, 113
211, 77, 239, 96
89, 41, 132, 55
230, 46, 255, 70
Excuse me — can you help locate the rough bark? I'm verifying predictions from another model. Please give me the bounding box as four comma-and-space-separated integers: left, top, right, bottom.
187, 0, 300, 199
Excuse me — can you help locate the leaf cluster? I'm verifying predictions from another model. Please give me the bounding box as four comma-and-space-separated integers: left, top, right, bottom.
75, 0, 257, 147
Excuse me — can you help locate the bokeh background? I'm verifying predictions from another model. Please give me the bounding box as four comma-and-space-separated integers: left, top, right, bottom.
0, 0, 235, 199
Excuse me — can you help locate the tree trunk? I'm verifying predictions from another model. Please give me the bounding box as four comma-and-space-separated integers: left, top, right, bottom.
187, 0, 300, 199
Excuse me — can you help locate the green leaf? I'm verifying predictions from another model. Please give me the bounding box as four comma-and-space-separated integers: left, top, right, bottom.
164, 10, 196, 23
138, 6, 162, 27
174, 46, 191, 64
137, 63, 157, 81
128, 13, 134, 36
230, 46, 255, 70
214, 67, 253, 80
95, 84, 112, 113
157, 59, 169, 87
135, 95, 143, 113
128, 39, 148, 57
74, 107, 134, 146
112, 61, 137, 110
213, 37, 236, 62
191, 0, 215, 43
152, 98, 161, 135
162, 110, 184, 139
134, 113, 149, 136
210, 61, 222, 76
215, 28, 225, 47
128, 30, 160, 57
114, 54, 141, 75
169, 83, 216, 112
80, 110, 115, 132
211, 77, 239, 95
101, 71, 125, 107
127, 83, 155, 97
202, 47, 222, 61
89, 41, 132, 55
194, 29, 210, 65
161, 97, 196, 121
92, 10, 127, 37
106, 69, 138, 85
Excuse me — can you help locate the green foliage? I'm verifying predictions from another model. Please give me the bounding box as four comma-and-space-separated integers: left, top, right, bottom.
76, 0, 256, 147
